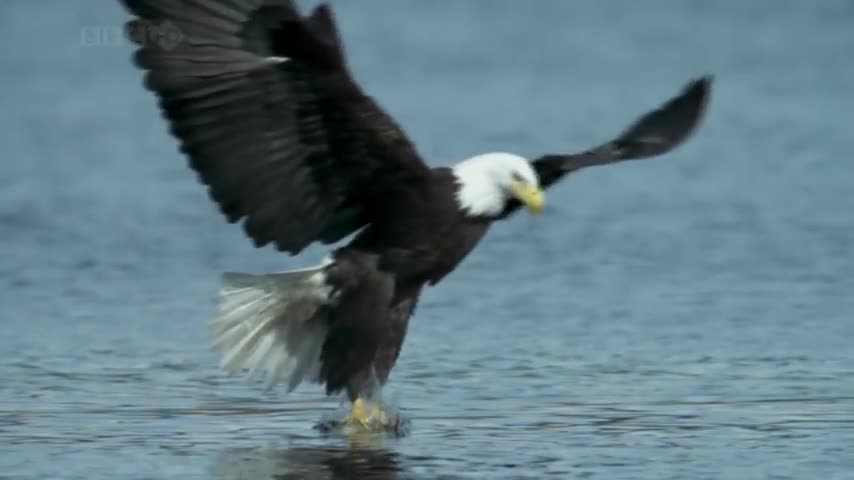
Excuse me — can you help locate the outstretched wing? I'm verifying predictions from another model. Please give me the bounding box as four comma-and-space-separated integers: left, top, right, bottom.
121, 1, 431, 253
499, 76, 713, 218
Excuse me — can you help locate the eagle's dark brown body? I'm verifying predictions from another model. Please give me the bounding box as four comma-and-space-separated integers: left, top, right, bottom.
324, 169, 492, 398
119, 0, 712, 410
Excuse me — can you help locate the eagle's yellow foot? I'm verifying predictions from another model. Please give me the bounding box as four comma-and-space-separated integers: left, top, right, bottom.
344, 398, 390, 430
313, 398, 408, 435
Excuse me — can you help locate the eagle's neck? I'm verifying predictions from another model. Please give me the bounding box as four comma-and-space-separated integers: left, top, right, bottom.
450, 154, 510, 217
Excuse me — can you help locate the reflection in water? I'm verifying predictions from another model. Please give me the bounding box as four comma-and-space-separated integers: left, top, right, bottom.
213, 435, 407, 480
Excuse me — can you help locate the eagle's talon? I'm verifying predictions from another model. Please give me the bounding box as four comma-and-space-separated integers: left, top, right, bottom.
344, 398, 391, 430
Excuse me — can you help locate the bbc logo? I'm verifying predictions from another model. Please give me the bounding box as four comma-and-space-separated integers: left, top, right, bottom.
80, 25, 126, 48
80, 20, 183, 50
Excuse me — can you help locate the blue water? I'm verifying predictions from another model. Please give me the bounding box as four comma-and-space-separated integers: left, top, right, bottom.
2, 1, 853, 478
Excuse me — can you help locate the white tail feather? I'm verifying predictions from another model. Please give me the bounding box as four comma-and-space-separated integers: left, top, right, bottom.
209, 266, 332, 391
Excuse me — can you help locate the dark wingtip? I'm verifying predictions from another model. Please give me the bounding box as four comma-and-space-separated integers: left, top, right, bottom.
312, 3, 334, 17
672, 72, 714, 138
674, 72, 714, 139
687, 74, 714, 92
307, 3, 343, 46
684, 73, 713, 115
610, 72, 715, 160
681, 73, 714, 116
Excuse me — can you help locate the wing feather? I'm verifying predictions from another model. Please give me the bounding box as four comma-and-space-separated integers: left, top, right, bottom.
121, 0, 430, 253
499, 75, 713, 218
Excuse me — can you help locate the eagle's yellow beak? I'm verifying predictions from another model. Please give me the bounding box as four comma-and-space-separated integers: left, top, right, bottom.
510, 181, 545, 213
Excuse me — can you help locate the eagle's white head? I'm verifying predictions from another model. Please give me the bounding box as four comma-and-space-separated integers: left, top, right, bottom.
452, 152, 544, 217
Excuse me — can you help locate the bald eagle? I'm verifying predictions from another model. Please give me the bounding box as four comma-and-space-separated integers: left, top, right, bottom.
120, 0, 712, 428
